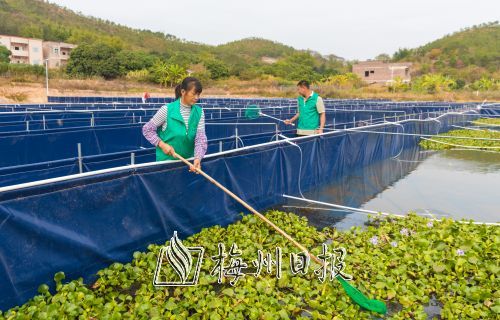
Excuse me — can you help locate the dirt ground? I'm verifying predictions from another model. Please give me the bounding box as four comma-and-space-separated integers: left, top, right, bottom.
0, 77, 498, 103
0, 78, 224, 103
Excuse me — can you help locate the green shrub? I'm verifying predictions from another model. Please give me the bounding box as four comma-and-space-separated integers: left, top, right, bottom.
0, 63, 45, 77
411, 74, 456, 93
125, 69, 152, 83
470, 77, 498, 91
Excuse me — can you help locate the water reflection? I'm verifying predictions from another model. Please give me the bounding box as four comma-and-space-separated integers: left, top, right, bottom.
281, 147, 500, 229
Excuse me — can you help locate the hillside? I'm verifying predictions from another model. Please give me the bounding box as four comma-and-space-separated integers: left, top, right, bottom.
0, 0, 207, 55
0, 0, 496, 86
216, 38, 296, 59
393, 21, 499, 80
0, 0, 347, 77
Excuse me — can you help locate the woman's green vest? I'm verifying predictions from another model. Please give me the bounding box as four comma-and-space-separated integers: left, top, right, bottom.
156, 99, 202, 161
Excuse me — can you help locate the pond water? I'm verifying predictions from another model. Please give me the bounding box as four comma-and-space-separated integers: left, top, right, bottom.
281, 147, 500, 230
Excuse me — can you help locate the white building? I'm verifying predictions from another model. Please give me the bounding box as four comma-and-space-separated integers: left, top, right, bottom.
0, 35, 44, 66
353, 61, 413, 84
0, 34, 77, 68
42, 41, 77, 68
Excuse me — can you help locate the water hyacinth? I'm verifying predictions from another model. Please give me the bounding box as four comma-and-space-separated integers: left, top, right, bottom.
427, 221, 434, 228
1, 211, 498, 319
400, 228, 409, 236
419, 127, 500, 152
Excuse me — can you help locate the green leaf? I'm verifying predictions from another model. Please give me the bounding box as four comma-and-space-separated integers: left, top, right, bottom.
54, 271, 65, 283
38, 284, 50, 294
165, 299, 177, 311
375, 282, 386, 289
433, 264, 446, 273
278, 309, 290, 319
222, 288, 234, 297
208, 299, 221, 309
491, 305, 500, 314
210, 313, 222, 320
387, 289, 397, 300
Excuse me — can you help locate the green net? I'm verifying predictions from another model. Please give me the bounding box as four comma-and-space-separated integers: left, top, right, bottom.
338, 277, 387, 314
244, 105, 261, 120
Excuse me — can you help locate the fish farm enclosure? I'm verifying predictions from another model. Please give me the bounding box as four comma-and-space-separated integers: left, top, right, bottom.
0, 96, 499, 313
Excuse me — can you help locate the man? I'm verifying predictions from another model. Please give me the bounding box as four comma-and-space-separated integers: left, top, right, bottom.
284, 80, 326, 135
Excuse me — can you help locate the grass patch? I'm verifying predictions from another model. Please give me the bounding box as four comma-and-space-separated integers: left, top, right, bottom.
4, 92, 28, 102
1, 211, 498, 319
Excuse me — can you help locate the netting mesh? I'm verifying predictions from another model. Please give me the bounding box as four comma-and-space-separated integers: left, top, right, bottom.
244, 105, 261, 120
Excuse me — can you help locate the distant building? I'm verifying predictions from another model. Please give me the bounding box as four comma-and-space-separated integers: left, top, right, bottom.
353, 61, 412, 84
0, 34, 77, 68
0, 35, 43, 66
42, 41, 77, 68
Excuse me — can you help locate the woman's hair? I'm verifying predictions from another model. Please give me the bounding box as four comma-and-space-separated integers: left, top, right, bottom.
174, 77, 203, 100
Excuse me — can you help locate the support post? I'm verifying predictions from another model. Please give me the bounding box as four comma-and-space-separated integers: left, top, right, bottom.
77, 143, 83, 174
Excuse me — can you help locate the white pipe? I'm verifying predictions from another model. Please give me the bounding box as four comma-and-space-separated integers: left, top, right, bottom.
283, 194, 403, 217
325, 108, 406, 114
450, 125, 487, 131
259, 112, 294, 126
206, 123, 277, 126
343, 128, 500, 141
235, 128, 238, 148
0, 110, 477, 192
282, 194, 500, 226
0, 108, 160, 115
282, 205, 346, 213
420, 137, 500, 149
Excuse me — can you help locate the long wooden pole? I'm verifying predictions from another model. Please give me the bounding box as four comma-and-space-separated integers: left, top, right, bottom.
173, 152, 322, 265
172, 152, 387, 314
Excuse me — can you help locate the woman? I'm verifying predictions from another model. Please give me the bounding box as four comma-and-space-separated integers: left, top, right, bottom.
142, 77, 207, 172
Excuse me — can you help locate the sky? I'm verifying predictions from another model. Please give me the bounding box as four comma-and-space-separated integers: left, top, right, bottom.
48, 0, 499, 60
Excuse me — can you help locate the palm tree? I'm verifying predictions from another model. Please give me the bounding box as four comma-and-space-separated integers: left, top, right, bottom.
166, 64, 187, 87
151, 62, 187, 87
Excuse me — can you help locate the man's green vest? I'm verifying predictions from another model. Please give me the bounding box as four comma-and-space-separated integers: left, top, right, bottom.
156, 99, 202, 161
297, 92, 320, 130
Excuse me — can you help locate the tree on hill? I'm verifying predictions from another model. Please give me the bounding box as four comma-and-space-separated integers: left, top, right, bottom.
66, 43, 123, 79
0, 45, 11, 63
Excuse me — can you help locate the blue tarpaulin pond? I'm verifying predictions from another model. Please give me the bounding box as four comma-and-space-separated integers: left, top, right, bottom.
0, 97, 496, 310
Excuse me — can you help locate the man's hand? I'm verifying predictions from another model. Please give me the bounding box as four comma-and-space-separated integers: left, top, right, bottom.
284, 119, 293, 125
189, 158, 201, 174
159, 141, 175, 156
315, 128, 324, 134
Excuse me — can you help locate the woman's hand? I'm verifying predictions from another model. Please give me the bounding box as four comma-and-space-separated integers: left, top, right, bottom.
159, 141, 175, 156
189, 158, 201, 174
